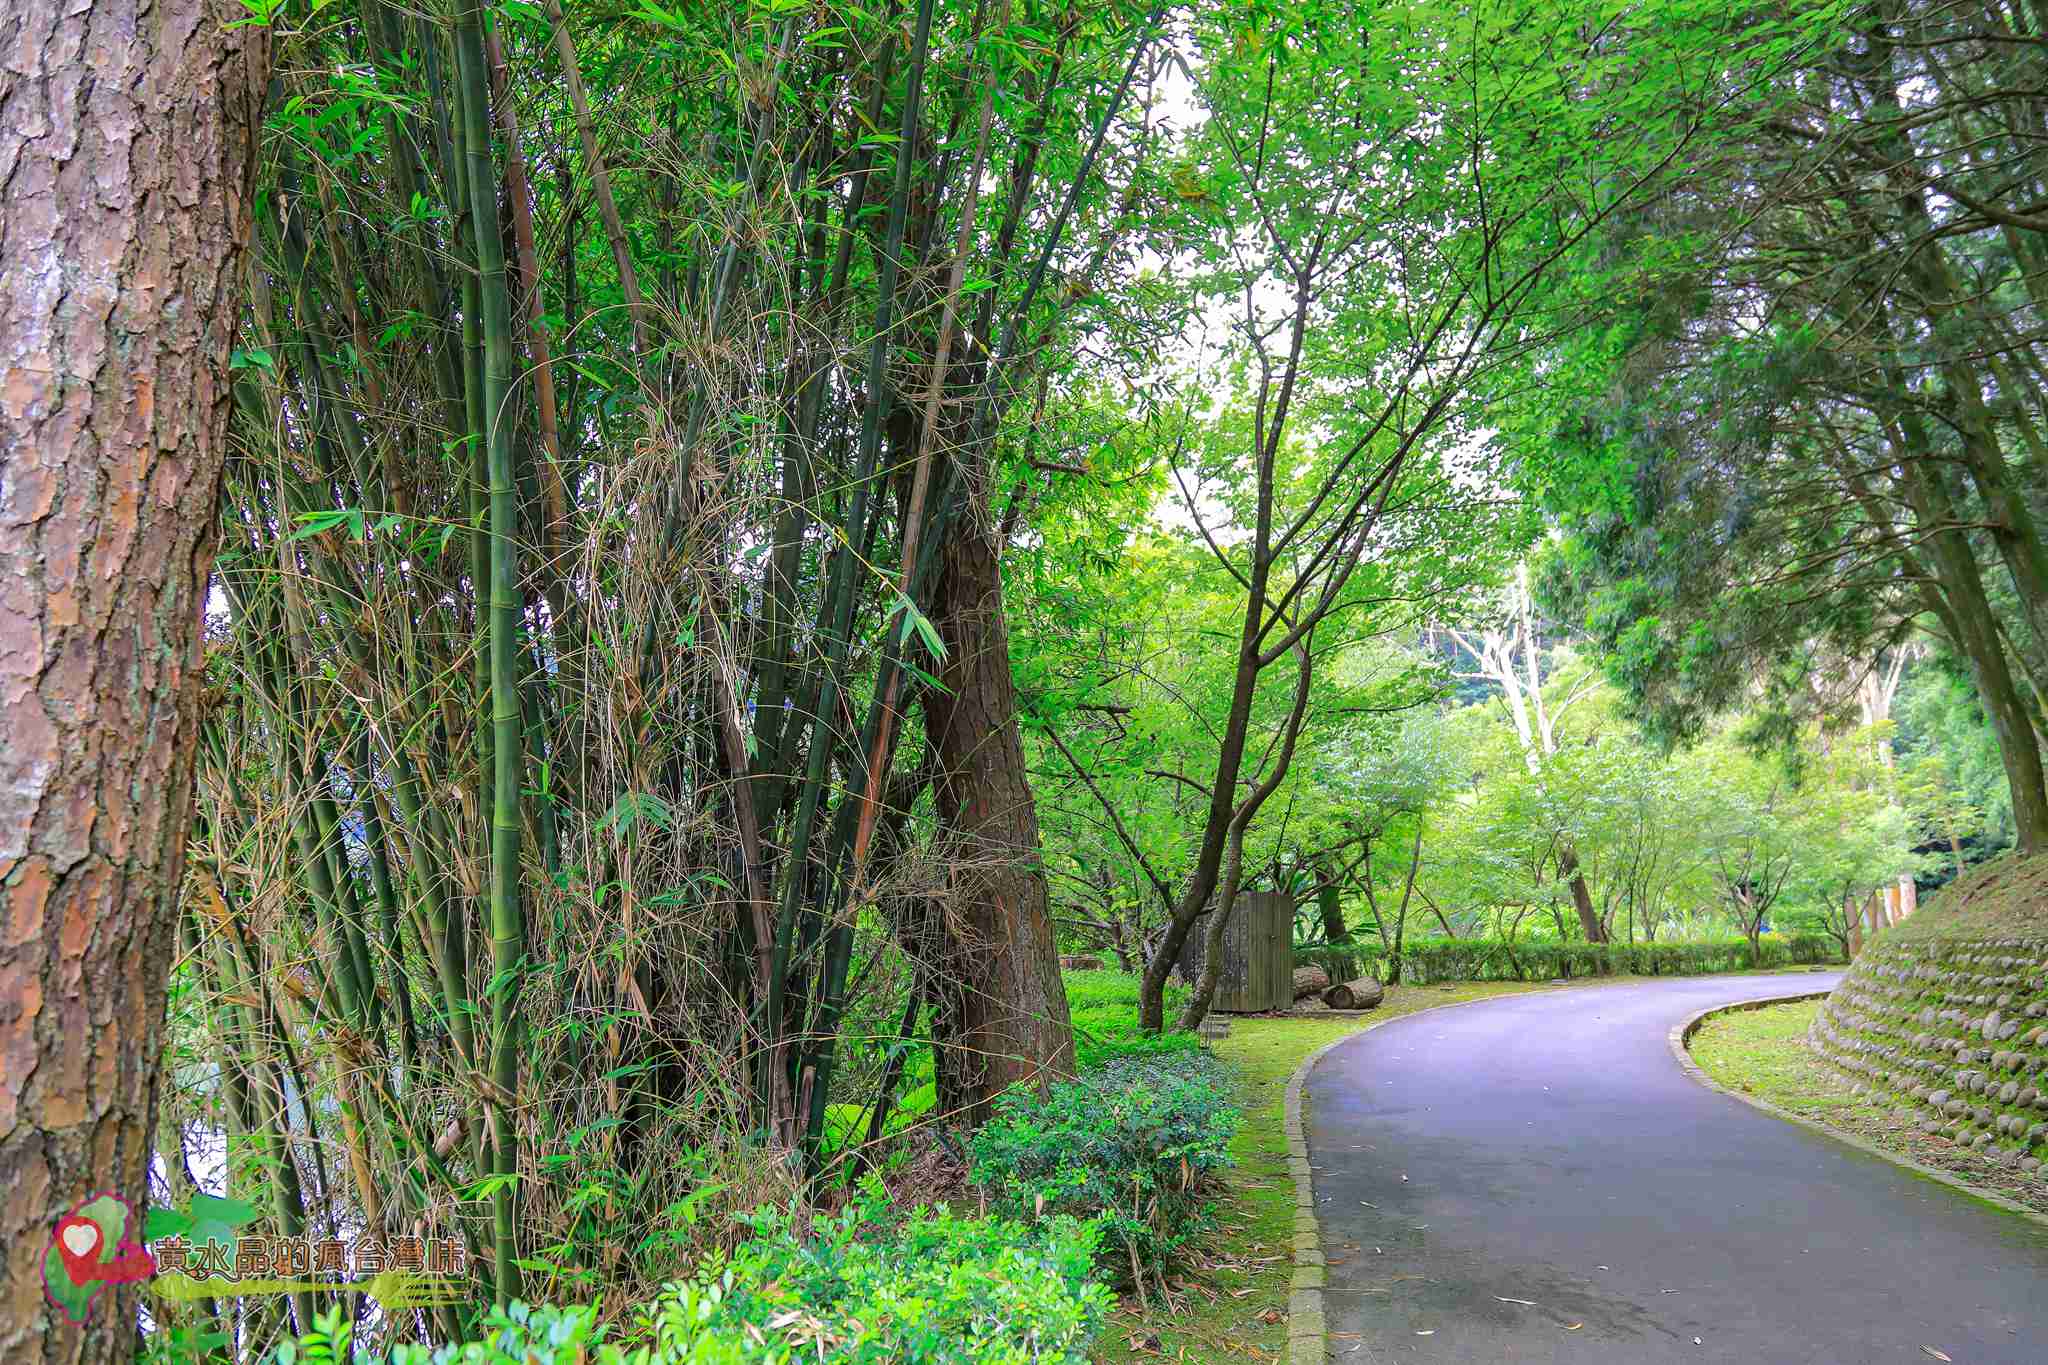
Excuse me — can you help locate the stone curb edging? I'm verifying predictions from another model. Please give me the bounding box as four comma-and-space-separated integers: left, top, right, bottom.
1279, 985, 1587, 1365
1281, 1029, 1352, 1365
1669, 990, 2048, 1231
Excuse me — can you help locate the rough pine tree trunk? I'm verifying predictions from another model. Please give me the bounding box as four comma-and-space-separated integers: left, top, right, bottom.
922, 500, 1074, 1123
0, 1, 268, 1357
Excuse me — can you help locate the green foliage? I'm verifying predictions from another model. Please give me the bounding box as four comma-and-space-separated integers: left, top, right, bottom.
971, 1053, 1237, 1279
1898, 662, 2014, 858
818, 1080, 935, 1162
1299, 933, 1841, 984
272, 1196, 1109, 1364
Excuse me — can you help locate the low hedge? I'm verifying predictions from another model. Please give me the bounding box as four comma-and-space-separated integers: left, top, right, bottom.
1295, 933, 1842, 984
270, 1194, 1109, 1364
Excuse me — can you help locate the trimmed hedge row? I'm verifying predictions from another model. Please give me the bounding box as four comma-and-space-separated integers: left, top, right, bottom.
1296, 933, 1842, 985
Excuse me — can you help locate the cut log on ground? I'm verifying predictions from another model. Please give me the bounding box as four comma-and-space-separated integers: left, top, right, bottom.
1323, 977, 1384, 1010
1059, 955, 1103, 971
1292, 965, 1331, 1000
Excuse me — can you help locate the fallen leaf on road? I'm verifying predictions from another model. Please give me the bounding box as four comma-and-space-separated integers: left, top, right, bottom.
1564, 1324, 1583, 1332
1922, 1350, 1953, 1362
1415, 1330, 1435, 1336
1494, 1296, 1537, 1306
1693, 1338, 1702, 1346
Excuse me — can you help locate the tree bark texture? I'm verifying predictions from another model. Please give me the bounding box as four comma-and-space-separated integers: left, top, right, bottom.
1903, 461, 2048, 852
0, 0, 268, 1356
1323, 977, 1384, 1011
1559, 847, 1607, 942
922, 501, 1074, 1122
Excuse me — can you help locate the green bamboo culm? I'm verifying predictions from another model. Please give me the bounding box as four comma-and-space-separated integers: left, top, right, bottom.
452, 0, 525, 1304
762, 0, 937, 1150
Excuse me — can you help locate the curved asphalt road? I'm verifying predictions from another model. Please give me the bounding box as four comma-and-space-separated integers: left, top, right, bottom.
1306, 973, 2048, 1364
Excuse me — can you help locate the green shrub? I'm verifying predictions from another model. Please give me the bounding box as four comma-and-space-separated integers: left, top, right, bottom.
819, 1079, 937, 1160
271, 1194, 1109, 1364
970, 1052, 1236, 1280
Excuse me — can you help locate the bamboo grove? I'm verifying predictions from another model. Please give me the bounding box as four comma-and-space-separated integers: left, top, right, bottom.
173, 0, 1170, 1337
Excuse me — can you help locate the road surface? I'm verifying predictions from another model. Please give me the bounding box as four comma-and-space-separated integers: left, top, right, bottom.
1305, 973, 2048, 1363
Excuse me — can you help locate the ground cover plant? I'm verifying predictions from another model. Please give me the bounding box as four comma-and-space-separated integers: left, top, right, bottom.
973, 1051, 1237, 1295
265, 1197, 1109, 1364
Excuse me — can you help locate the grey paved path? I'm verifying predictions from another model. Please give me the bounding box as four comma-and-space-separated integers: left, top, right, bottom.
1306, 973, 2048, 1364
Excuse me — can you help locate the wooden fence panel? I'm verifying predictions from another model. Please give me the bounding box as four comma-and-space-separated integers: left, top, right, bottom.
1177, 892, 1294, 1012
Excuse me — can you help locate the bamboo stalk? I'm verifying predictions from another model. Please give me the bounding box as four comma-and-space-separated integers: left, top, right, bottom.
764, 0, 939, 1150
453, 0, 528, 1302
544, 0, 651, 357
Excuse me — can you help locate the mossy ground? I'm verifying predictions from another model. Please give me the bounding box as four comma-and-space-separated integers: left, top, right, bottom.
1692, 999, 2048, 1216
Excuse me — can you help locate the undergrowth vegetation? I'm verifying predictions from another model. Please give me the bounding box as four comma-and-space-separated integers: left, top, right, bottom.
1065, 970, 1201, 1069
271, 1199, 1109, 1364
972, 1053, 1238, 1290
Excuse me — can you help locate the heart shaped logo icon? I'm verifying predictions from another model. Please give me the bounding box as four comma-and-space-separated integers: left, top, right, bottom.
45, 1194, 157, 1324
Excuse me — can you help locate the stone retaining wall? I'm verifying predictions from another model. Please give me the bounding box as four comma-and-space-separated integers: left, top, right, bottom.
1809, 936, 2048, 1175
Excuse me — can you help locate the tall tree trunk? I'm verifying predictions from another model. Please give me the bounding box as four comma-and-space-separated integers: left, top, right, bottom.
0, 1, 268, 1358
1314, 855, 1347, 943
1903, 460, 2048, 851
1558, 847, 1607, 942
923, 508, 1074, 1123
1139, 587, 1266, 1032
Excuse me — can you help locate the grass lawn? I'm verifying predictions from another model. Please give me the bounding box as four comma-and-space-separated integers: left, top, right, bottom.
1091, 981, 1546, 1363
1689, 999, 2048, 1216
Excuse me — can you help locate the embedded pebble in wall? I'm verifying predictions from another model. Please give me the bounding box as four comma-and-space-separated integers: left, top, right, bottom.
1805, 865, 2048, 1185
